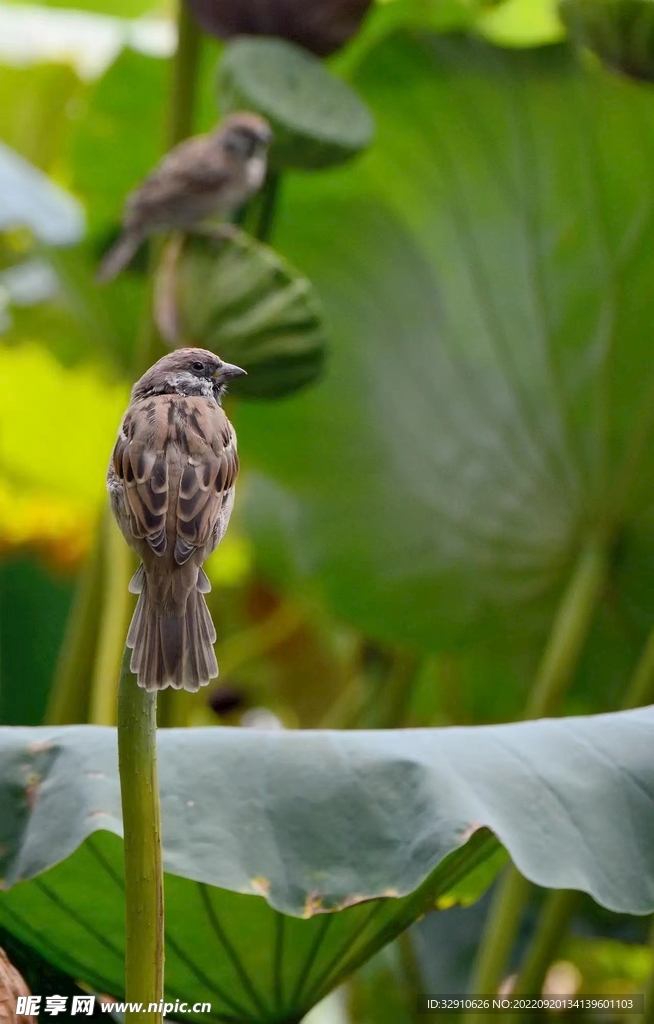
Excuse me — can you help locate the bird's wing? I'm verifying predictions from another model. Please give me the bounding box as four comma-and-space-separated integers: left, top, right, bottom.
132, 135, 229, 212
112, 399, 171, 557
112, 396, 239, 564
173, 398, 239, 565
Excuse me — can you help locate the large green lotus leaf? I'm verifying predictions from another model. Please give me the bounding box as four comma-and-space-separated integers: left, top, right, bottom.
235, 34, 654, 650
0, 710, 653, 1020
0, 833, 492, 1023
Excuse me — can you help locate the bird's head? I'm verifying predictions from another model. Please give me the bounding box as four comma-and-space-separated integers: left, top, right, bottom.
132, 348, 247, 404
218, 112, 273, 161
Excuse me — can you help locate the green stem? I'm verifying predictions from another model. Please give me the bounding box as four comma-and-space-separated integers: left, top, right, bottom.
467, 868, 532, 1018
623, 624, 654, 710
44, 527, 104, 725
525, 539, 607, 720
117, 648, 164, 1023
643, 918, 654, 1024
89, 514, 135, 726
396, 930, 424, 1024
512, 889, 581, 997
439, 654, 466, 724
255, 170, 281, 243
318, 668, 368, 730
465, 538, 608, 1017
168, 0, 202, 148
375, 650, 420, 729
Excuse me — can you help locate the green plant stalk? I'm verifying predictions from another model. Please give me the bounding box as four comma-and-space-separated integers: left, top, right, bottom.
44, 527, 104, 725
117, 648, 164, 1023
256, 170, 281, 243
465, 868, 532, 1023
512, 889, 580, 997
465, 538, 608, 1017
525, 539, 607, 720
89, 514, 135, 725
168, 0, 201, 148
643, 918, 654, 1024
396, 929, 424, 1024
623, 624, 654, 710
375, 650, 421, 729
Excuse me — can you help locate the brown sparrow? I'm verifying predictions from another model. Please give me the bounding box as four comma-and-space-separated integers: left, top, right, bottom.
107, 348, 246, 691
97, 111, 272, 282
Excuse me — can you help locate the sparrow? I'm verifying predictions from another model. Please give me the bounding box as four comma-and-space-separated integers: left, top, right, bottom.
97, 111, 272, 283
107, 348, 246, 691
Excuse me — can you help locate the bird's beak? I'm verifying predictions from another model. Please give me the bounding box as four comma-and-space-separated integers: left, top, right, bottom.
215, 362, 247, 381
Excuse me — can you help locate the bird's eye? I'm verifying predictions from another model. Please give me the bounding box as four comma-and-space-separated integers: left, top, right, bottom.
192, 361, 205, 373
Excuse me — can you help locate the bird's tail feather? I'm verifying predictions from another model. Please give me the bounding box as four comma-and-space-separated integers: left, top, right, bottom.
96, 231, 142, 283
127, 583, 218, 691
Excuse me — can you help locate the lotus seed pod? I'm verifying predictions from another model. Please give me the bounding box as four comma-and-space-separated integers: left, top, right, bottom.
218, 36, 374, 170
185, 0, 372, 57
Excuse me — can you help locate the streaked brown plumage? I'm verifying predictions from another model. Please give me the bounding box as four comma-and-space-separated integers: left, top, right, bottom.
97, 111, 272, 282
107, 348, 245, 691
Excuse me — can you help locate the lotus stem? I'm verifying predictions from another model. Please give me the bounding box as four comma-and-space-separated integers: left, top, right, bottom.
467, 868, 532, 1017
525, 539, 607, 719
45, 526, 104, 725
643, 918, 654, 1024
117, 648, 164, 1023
256, 170, 281, 243
168, 0, 201, 148
623, 624, 654, 710
512, 889, 581, 997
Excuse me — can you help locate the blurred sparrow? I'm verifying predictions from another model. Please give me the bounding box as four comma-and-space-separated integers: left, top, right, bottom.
108, 348, 246, 691
97, 111, 272, 282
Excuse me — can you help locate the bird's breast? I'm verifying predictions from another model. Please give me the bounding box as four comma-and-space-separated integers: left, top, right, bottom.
160, 395, 214, 453
246, 156, 267, 194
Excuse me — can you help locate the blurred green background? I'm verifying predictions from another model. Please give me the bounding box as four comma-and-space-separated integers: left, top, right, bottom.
2, 0, 654, 1017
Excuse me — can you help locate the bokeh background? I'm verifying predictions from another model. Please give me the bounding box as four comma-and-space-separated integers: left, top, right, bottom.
2, 0, 654, 1017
